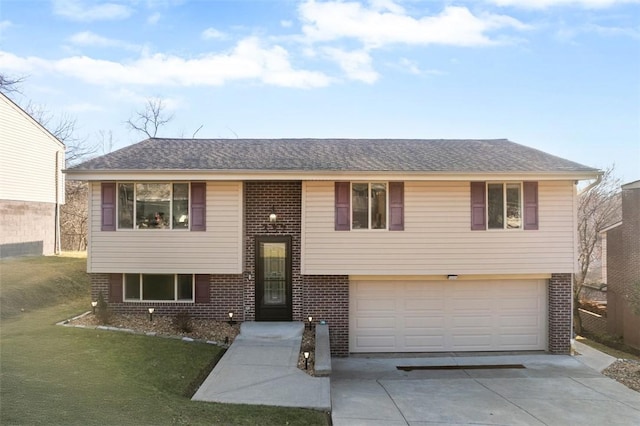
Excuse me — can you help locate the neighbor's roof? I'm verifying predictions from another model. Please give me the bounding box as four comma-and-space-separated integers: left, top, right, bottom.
68, 138, 598, 177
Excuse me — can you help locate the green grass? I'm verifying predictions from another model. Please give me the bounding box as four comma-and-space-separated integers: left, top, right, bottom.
0, 254, 90, 319
0, 256, 329, 425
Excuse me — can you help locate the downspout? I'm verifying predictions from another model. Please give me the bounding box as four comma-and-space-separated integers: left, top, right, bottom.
54, 151, 61, 255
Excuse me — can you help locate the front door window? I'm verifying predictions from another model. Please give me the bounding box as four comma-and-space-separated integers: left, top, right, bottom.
256, 236, 292, 321
262, 243, 286, 305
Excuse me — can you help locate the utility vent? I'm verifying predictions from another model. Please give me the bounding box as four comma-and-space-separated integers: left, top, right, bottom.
397, 364, 525, 371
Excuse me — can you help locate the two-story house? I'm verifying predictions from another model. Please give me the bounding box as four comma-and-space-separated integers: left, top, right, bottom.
0, 93, 65, 258
66, 138, 599, 356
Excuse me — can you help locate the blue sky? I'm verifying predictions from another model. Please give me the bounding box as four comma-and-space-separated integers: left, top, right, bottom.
1, 0, 639, 181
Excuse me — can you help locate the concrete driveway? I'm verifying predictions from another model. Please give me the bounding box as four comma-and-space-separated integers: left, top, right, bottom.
331, 349, 640, 425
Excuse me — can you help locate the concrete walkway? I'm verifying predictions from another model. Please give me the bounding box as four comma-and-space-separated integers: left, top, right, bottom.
192, 322, 330, 411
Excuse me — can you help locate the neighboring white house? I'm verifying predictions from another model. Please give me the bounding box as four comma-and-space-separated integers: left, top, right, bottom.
0, 92, 65, 257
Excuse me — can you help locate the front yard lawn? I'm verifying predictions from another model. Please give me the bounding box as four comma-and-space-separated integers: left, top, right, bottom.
0, 256, 328, 425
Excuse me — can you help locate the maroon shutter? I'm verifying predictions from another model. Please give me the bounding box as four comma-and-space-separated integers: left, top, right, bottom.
470, 182, 486, 231
523, 181, 539, 230
335, 182, 350, 231
389, 182, 404, 231
109, 273, 123, 303
101, 182, 116, 231
195, 274, 210, 304
191, 182, 206, 231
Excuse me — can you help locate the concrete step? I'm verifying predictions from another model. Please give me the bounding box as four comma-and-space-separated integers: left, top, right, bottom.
240, 321, 304, 340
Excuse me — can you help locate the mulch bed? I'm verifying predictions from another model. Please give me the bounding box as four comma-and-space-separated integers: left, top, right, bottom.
68, 312, 316, 375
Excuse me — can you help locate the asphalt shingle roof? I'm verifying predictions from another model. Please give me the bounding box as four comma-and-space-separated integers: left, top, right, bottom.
70, 138, 597, 173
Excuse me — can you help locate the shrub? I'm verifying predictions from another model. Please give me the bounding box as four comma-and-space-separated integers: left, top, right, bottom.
173, 311, 193, 333
96, 291, 111, 325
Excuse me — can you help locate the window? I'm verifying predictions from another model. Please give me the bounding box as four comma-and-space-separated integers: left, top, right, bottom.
335, 181, 403, 231
117, 183, 189, 230
471, 181, 537, 231
487, 183, 521, 229
124, 274, 194, 302
352, 182, 387, 230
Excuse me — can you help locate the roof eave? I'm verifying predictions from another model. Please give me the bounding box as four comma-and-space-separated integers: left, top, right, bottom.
64, 168, 602, 182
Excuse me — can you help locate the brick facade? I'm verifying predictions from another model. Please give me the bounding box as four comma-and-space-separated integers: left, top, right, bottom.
0, 200, 56, 258
548, 273, 572, 353
91, 273, 244, 320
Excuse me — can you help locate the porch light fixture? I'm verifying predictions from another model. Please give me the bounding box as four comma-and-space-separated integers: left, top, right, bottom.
303, 351, 310, 370
91, 301, 98, 315
148, 307, 155, 322
263, 206, 285, 231
228, 311, 236, 325
447, 275, 458, 280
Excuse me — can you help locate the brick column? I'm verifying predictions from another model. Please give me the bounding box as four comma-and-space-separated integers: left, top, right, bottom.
303, 275, 350, 357
548, 273, 572, 353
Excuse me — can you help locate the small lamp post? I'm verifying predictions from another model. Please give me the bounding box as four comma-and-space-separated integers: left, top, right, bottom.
307, 315, 313, 330
303, 351, 310, 370
228, 311, 236, 325
91, 301, 98, 315
148, 307, 155, 322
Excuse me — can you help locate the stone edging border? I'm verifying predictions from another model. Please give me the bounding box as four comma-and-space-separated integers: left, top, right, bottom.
56, 311, 231, 348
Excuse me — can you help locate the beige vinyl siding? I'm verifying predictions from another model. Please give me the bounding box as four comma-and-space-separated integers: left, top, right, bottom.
87, 181, 242, 274
301, 180, 577, 275
0, 95, 65, 204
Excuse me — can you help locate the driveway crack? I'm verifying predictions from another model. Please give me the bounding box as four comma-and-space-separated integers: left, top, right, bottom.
377, 379, 410, 425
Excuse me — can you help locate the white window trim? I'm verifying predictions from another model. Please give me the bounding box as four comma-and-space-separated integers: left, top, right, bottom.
123, 274, 195, 302
350, 181, 389, 231
486, 181, 523, 231
116, 182, 191, 231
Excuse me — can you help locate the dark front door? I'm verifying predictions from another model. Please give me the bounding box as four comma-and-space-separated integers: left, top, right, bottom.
255, 236, 292, 321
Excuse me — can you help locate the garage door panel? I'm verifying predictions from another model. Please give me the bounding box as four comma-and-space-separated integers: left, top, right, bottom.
350, 279, 547, 353
356, 300, 397, 313
355, 336, 397, 351
404, 316, 444, 328
355, 316, 396, 329
405, 335, 446, 349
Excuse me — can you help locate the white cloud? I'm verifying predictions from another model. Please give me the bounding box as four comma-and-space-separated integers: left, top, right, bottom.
66, 102, 105, 112
68, 31, 141, 51
490, 0, 640, 8
397, 58, 444, 76
281, 20, 293, 28
0, 38, 331, 89
147, 12, 161, 25
201, 27, 227, 40
587, 23, 640, 38
323, 47, 378, 83
0, 20, 12, 31
52, 0, 133, 21
299, 1, 529, 47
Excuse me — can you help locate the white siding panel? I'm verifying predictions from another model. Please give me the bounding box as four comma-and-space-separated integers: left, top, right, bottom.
302, 181, 576, 275
88, 181, 242, 274
0, 95, 65, 204
350, 279, 547, 352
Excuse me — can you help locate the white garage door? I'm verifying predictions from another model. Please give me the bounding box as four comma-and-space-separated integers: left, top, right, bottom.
350, 279, 547, 353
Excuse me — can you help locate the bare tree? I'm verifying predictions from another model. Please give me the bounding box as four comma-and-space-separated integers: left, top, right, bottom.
22, 101, 99, 165
574, 166, 621, 334
60, 181, 89, 251
0, 73, 27, 94
126, 97, 174, 138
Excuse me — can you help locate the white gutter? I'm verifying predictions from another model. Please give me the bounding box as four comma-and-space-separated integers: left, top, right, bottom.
577, 172, 603, 195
